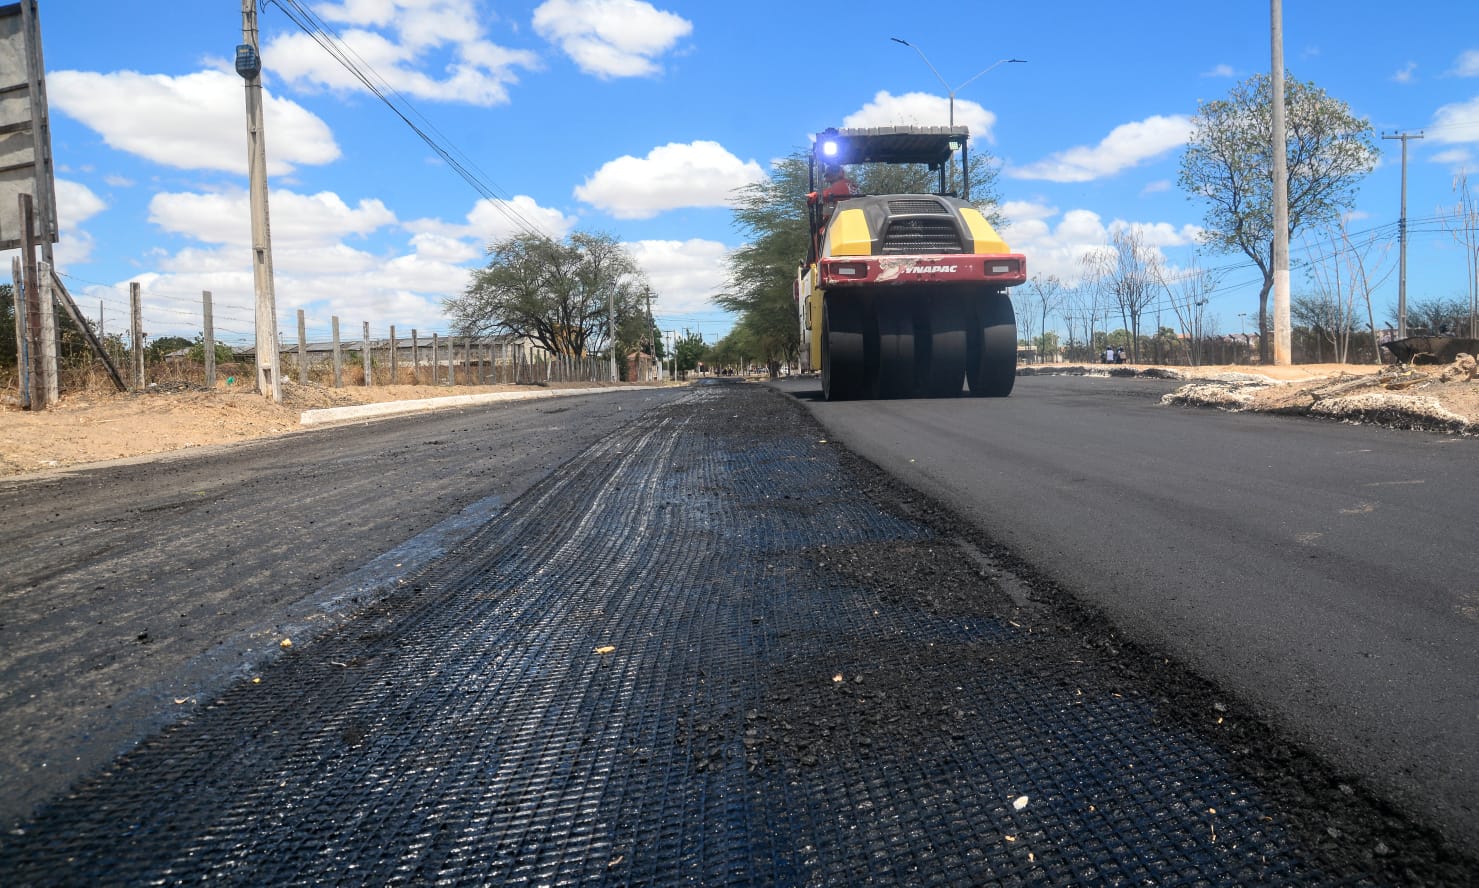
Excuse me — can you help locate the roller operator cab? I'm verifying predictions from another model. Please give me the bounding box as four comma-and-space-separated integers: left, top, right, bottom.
798, 126, 1026, 400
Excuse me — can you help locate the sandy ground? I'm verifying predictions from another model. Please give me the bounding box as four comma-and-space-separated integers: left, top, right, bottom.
0, 378, 650, 477
2, 362, 1477, 477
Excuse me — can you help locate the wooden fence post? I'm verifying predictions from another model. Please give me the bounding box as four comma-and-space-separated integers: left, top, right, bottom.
331, 315, 342, 388
19, 194, 48, 408
389, 325, 398, 383
296, 308, 307, 384
431, 332, 440, 384
129, 281, 144, 390
35, 261, 56, 404
411, 329, 420, 384
203, 290, 216, 388
10, 257, 28, 408
362, 321, 372, 386
36, 259, 57, 404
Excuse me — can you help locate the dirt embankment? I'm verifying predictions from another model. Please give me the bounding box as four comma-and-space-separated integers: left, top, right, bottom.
3, 360, 1478, 477
1023, 358, 1479, 435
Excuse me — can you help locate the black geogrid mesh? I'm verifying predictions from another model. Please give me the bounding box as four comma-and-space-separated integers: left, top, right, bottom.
0, 384, 1380, 885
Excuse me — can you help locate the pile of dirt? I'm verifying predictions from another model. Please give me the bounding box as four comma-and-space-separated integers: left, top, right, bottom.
1159, 359, 1479, 434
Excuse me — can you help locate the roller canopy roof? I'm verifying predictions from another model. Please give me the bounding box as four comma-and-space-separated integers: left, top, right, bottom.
813, 126, 970, 166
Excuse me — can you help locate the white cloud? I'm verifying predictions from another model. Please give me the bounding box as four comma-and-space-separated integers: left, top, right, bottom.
997, 204, 1197, 284
406, 195, 578, 245
465, 196, 578, 242
842, 91, 997, 143
1431, 147, 1473, 166
1140, 179, 1172, 196
1119, 220, 1202, 249
148, 190, 396, 248
1009, 115, 1192, 183
533, 0, 692, 79
49, 69, 339, 175
998, 206, 1110, 283
1393, 61, 1418, 84
1201, 64, 1235, 78
57, 178, 106, 226
409, 230, 481, 265
576, 141, 766, 219
106, 254, 461, 345
52, 179, 106, 265
265, 1, 540, 107
627, 238, 730, 317
1452, 49, 1479, 77
1431, 95, 1479, 144
999, 200, 1057, 223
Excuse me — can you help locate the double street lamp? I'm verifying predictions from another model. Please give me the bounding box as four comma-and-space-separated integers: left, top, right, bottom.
889, 37, 1024, 129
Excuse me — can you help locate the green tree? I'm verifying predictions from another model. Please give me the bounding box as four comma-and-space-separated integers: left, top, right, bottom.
1033, 330, 1060, 361
1390, 296, 1469, 335
672, 330, 707, 374
717, 151, 811, 373
1179, 73, 1378, 362
447, 230, 649, 359
189, 338, 235, 365
147, 335, 193, 362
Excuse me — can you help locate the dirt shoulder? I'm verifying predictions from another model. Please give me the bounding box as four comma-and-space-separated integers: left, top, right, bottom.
0, 378, 658, 478
4, 360, 1478, 478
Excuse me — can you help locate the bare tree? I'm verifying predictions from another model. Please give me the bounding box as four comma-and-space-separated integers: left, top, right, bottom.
1300, 219, 1393, 362
1018, 275, 1066, 364
1157, 259, 1217, 366
1083, 227, 1161, 363
1437, 171, 1479, 336
1067, 270, 1114, 361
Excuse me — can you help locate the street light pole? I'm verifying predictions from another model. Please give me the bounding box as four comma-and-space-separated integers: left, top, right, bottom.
890, 38, 1024, 128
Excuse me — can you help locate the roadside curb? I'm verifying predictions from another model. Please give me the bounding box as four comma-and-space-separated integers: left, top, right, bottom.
299, 385, 665, 427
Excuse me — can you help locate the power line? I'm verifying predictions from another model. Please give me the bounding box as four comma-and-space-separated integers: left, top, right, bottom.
265, 0, 555, 244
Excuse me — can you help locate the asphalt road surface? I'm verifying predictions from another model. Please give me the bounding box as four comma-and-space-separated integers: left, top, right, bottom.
774, 373, 1479, 850
1, 377, 1474, 884
0, 387, 690, 828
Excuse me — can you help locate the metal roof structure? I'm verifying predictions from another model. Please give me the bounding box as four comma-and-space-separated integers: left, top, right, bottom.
813, 125, 970, 166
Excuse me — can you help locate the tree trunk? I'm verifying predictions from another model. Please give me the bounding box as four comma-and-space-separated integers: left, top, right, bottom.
1257, 276, 1273, 363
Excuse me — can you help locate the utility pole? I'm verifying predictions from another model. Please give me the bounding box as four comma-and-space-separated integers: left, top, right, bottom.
1269, 0, 1291, 365
237, 0, 281, 402
608, 286, 617, 381
645, 287, 654, 381
1383, 131, 1424, 340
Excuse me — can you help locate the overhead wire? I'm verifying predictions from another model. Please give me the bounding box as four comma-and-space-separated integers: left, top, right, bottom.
264, 0, 556, 244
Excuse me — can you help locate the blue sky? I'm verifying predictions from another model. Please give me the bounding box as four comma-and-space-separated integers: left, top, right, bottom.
36, 0, 1479, 348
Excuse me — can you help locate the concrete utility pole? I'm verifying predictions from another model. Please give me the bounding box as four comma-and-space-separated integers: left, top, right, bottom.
1269, 0, 1292, 365
608, 287, 617, 381
238, 0, 281, 402
1383, 131, 1424, 339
